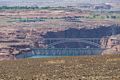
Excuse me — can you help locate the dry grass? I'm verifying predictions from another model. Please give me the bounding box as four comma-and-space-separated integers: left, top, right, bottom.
0, 55, 120, 80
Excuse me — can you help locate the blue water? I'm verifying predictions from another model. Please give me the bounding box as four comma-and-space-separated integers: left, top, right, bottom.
16, 52, 64, 59
16, 53, 80, 59
15, 48, 104, 59
16, 52, 99, 59
29, 55, 61, 58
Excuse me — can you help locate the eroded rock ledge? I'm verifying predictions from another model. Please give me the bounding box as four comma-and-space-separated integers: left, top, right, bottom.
0, 24, 120, 60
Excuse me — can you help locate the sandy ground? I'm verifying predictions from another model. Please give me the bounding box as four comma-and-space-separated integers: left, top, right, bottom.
0, 55, 120, 80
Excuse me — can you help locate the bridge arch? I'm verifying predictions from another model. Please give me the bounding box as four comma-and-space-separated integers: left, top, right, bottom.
47, 39, 101, 48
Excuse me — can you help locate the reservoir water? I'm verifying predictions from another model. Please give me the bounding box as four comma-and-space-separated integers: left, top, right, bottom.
29, 55, 61, 58
16, 48, 104, 59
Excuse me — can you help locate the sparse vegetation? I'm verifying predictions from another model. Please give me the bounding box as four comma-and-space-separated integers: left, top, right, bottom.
0, 55, 120, 80
0, 6, 39, 10
15, 18, 45, 22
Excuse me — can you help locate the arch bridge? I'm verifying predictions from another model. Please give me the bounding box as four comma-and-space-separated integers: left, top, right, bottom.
16, 38, 113, 58
29, 38, 109, 57
42, 38, 103, 48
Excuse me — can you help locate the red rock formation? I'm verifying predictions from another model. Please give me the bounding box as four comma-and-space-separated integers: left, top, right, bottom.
102, 35, 120, 55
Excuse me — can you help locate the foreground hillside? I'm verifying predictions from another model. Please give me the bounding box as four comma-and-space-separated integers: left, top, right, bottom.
0, 55, 120, 80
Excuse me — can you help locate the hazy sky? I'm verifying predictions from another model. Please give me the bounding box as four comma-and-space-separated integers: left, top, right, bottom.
1, 0, 119, 3
0, 0, 109, 3
0, 0, 119, 7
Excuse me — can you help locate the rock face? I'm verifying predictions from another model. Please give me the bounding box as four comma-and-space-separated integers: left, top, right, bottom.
102, 35, 120, 55
0, 24, 120, 59
41, 26, 120, 55
0, 55, 15, 61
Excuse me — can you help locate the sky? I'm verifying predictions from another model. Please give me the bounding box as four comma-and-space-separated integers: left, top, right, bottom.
0, 0, 110, 3
0, 0, 120, 7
